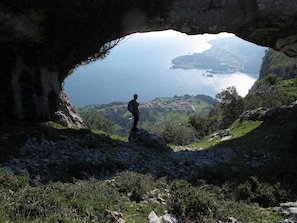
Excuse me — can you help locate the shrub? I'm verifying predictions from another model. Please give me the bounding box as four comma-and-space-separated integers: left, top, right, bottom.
244, 86, 287, 109
146, 122, 198, 145
79, 109, 115, 133
227, 176, 288, 207
258, 73, 281, 86
0, 168, 29, 191
113, 171, 154, 203
161, 123, 197, 145
167, 180, 220, 221
189, 115, 221, 138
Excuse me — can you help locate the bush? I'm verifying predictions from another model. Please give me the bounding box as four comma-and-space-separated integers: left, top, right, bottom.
167, 180, 220, 221
189, 115, 221, 138
113, 171, 154, 203
258, 73, 281, 86
79, 109, 115, 133
162, 123, 198, 145
244, 86, 287, 109
167, 179, 287, 222
225, 176, 288, 207
146, 122, 198, 145
0, 168, 29, 191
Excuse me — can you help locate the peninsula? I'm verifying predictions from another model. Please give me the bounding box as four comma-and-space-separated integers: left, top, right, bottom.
171, 36, 266, 75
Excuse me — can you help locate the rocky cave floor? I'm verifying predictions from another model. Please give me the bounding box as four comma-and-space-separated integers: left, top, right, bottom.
2, 129, 235, 183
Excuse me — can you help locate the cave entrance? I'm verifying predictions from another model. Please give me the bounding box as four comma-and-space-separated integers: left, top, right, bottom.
64, 30, 266, 107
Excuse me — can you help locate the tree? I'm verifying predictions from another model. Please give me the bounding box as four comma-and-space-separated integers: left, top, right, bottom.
244, 86, 287, 110
80, 110, 115, 133
189, 115, 220, 138
216, 86, 244, 128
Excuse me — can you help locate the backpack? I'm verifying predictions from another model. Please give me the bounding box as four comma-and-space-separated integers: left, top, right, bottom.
127, 100, 134, 113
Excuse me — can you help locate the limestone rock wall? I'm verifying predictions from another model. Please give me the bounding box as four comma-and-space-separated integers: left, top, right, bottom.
258, 49, 297, 80
0, 46, 59, 121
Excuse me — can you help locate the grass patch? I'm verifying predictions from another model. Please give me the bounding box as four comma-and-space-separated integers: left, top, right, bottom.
229, 119, 262, 138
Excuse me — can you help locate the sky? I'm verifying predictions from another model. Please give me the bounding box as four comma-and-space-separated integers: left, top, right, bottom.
110, 30, 235, 58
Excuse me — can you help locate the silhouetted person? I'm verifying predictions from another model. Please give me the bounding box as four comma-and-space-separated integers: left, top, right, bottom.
131, 94, 139, 132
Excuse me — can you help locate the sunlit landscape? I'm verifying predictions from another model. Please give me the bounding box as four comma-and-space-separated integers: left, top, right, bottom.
64, 30, 264, 106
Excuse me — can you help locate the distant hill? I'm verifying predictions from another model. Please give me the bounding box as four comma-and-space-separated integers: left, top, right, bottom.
171, 36, 266, 75
77, 94, 218, 136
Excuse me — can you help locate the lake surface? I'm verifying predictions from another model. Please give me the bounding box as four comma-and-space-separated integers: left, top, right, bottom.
64, 31, 263, 106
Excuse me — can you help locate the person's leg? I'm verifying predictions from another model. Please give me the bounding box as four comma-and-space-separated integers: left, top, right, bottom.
133, 114, 139, 131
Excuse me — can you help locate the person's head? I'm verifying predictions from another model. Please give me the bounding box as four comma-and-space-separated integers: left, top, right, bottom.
134, 94, 138, 100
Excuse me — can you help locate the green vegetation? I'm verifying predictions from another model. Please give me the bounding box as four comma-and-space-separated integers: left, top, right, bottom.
261, 49, 297, 79
167, 179, 285, 222
145, 121, 197, 146
78, 66, 297, 146
245, 76, 297, 110
78, 94, 218, 140
229, 119, 262, 138
0, 167, 286, 222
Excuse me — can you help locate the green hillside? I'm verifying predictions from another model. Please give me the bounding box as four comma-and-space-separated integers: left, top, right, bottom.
247, 49, 297, 108
77, 94, 218, 137
259, 48, 297, 80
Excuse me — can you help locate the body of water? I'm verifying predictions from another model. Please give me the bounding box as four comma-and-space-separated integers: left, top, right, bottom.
64, 30, 260, 106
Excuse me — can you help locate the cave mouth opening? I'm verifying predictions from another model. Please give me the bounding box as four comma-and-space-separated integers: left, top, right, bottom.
64, 30, 266, 107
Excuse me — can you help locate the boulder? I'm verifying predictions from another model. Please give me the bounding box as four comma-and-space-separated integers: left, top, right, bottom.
148, 211, 178, 223
129, 129, 168, 149
278, 201, 297, 223
148, 211, 162, 223
240, 101, 297, 122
